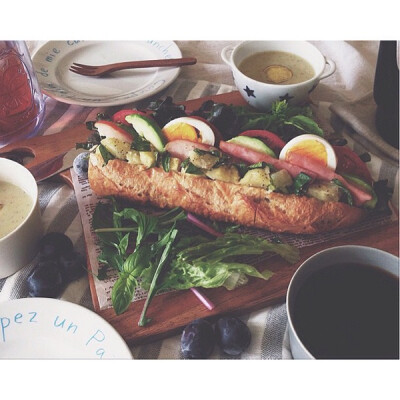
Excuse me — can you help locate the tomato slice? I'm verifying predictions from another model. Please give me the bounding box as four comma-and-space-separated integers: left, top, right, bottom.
333, 145, 372, 184
240, 130, 286, 154
112, 109, 149, 125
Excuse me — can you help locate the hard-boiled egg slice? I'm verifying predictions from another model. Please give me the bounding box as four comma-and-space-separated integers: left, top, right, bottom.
279, 134, 337, 170
162, 117, 215, 145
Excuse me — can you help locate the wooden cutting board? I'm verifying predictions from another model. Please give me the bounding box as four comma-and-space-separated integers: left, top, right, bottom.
2, 91, 398, 346
0, 122, 89, 187
94, 221, 398, 345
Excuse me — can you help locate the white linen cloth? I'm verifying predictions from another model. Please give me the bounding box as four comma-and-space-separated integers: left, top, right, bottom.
0, 41, 397, 359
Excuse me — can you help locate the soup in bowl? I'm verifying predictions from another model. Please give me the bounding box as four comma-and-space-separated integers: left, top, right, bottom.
221, 41, 336, 111
0, 158, 43, 278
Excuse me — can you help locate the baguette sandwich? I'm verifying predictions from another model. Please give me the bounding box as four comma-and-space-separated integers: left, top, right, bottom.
85, 102, 383, 235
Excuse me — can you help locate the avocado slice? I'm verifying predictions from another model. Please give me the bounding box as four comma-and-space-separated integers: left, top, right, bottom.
342, 173, 378, 209
125, 114, 166, 152
228, 136, 276, 157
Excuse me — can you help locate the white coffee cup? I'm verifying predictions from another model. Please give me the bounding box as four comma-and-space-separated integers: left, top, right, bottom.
0, 158, 43, 278
221, 41, 336, 111
286, 245, 399, 359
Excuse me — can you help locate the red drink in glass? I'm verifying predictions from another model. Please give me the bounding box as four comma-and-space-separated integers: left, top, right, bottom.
0, 41, 45, 148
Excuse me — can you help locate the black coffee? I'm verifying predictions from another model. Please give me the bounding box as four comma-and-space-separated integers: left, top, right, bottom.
292, 263, 399, 359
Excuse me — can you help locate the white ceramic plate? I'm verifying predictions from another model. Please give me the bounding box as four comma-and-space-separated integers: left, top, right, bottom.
0, 298, 132, 359
32, 40, 182, 107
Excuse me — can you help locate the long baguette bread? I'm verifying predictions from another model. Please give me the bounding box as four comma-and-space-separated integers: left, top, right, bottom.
88, 153, 366, 234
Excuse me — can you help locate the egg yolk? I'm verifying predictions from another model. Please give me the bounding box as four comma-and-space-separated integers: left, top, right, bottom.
162, 122, 200, 142
285, 139, 328, 166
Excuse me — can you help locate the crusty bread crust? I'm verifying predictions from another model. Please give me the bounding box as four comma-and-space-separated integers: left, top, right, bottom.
88, 153, 366, 234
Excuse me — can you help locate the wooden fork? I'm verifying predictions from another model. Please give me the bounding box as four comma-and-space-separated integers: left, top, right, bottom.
69, 57, 197, 76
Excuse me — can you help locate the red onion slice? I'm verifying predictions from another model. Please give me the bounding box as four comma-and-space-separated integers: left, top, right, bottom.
190, 288, 215, 310
186, 212, 224, 237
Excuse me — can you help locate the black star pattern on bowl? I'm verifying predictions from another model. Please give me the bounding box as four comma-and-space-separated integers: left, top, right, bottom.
243, 86, 256, 98
279, 93, 294, 102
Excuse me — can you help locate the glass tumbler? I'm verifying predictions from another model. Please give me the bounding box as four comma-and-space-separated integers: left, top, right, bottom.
0, 41, 45, 148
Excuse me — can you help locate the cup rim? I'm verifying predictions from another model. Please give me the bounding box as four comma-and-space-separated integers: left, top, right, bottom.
0, 158, 39, 242
230, 40, 327, 88
286, 245, 400, 359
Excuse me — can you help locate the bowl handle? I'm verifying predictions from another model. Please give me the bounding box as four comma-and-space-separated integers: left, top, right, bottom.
221, 45, 235, 65
319, 58, 336, 80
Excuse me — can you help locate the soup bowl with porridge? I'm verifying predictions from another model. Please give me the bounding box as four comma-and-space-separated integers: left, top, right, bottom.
0, 158, 43, 278
221, 41, 336, 111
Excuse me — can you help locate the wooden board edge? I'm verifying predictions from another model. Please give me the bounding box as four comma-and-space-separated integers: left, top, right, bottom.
86, 219, 399, 346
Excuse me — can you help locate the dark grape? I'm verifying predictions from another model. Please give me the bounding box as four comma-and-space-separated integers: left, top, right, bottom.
215, 316, 251, 356
39, 232, 73, 259
181, 319, 215, 359
27, 260, 64, 298
73, 152, 89, 178
59, 251, 86, 282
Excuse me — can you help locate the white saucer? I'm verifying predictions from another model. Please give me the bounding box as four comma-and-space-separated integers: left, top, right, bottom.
32, 40, 182, 107
0, 298, 132, 359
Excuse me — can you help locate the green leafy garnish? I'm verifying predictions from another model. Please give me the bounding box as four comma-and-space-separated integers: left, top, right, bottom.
181, 158, 204, 175
76, 131, 101, 150
193, 99, 324, 142
248, 161, 274, 171
159, 152, 171, 172
241, 101, 323, 137
235, 161, 274, 178
138, 226, 178, 326
98, 144, 115, 166
293, 172, 313, 195
331, 178, 354, 206
193, 148, 221, 157
283, 114, 324, 137
130, 128, 152, 151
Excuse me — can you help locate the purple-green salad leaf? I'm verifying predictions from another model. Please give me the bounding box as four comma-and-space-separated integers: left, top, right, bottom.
141, 96, 323, 142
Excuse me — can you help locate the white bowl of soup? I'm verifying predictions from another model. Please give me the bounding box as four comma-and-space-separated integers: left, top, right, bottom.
221, 41, 336, 111
0, 158, 43, 278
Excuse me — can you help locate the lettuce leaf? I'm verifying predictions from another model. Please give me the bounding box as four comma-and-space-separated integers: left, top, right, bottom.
158, 233, 299, 291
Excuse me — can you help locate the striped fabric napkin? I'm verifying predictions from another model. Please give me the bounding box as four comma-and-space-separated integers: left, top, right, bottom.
1, 78, 397, 359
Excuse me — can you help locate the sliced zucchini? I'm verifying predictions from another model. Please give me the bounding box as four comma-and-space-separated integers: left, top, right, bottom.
125, 114, 166, 152
342, 173, 377, 209
228, 136, 276, 157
